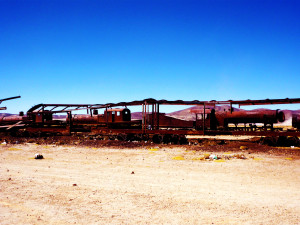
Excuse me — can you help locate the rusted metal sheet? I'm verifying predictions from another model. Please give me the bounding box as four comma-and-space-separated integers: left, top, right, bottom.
25, 127, 70, 136
147, 113, 194, 128
216, 110, 285, 128
0, 115, 24, 124
105, 108, 131, 122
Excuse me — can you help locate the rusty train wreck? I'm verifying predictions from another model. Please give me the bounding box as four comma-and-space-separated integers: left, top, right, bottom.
1, 97, 300, 143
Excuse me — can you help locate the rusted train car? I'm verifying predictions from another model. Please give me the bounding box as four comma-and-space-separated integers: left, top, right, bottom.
1, 98, 300, 142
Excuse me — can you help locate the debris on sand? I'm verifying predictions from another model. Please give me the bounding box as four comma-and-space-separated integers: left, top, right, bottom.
34, 154, 44, 159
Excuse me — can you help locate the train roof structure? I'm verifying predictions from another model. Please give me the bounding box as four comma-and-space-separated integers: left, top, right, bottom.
26, 97, 300, 114
90, 97, 300, 109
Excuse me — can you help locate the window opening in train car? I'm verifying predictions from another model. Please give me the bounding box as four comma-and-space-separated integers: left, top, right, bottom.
117, 111, 120, 116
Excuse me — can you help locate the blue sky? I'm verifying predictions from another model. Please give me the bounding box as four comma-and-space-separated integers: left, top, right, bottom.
1, 0, 299, 113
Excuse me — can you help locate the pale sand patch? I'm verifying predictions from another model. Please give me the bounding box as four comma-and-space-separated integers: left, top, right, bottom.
0, 144, 299, 224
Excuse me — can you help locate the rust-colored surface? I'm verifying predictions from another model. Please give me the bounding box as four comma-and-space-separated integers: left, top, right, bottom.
292, 114, 300, 129
216, 110, 285, 127
0, 97, 299, 138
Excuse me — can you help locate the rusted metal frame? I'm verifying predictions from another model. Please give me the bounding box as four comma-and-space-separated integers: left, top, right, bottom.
157, 103, 160, 130
105, 107, 108, 127
90, 97, 300, 110
41, 105, 45, 125
60, 106, 69, 112
147, 104, 149, 128
203, 103, 206, 134
142, 104, 144, 132
152, 103, 157, 130
49, 106, 58, 111
151, 104, 154, 130
235, 98, 300, 106
27, 104, 94, 113
0, 96, 21, 104
67, 111, 72, 135
142, 100, 148, 133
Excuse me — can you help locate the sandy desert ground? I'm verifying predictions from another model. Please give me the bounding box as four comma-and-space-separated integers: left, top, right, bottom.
0, 141, 300, 225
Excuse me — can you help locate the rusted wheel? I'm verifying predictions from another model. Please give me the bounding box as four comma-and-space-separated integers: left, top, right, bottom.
152, 134, 162, 144
163, 134, 172, 144
117, 134, 126, 141
171, 135, 179, 144
179, 135, 188, 145
126, 134, 135, 142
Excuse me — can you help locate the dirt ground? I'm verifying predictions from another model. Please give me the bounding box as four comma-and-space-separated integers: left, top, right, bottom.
0, 139, 300, 224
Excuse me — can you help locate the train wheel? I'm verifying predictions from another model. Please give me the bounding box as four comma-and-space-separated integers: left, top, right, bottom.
287, 136, 300, 146
171, 135, 179, 144
142, 134, 149, 142
179, 135, 188, 145
126, 134, 135, 142
152, 134, 162, 144
163, 134, 172, 144
134, 134, 143, 141
117, 134, 126, 141
108, 135, 116, 140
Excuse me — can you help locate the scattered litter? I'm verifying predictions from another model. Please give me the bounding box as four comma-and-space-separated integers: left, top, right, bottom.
131, 171, 135, 174
73, 184, 77, 186
190, 153, 247, 161
34, 154, 44, 159
291, 146, 295, 148
1, 141, 7, 145
204, 153, 210, 159
209, 154, 218, 160
149, 148, 158, 151
233, 153, 247, 159
285, 158, 293, 160
240, 146, 248, 150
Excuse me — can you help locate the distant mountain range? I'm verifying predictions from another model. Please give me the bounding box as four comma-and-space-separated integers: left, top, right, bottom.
0, 113, 13, 117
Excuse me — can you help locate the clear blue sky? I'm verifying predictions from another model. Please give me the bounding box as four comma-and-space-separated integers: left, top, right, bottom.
1, 0, 299, 113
